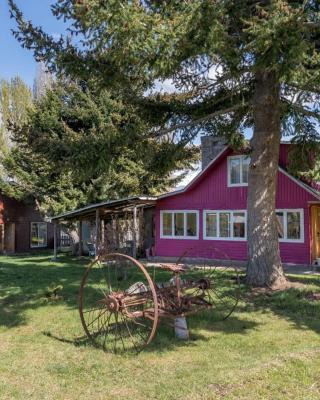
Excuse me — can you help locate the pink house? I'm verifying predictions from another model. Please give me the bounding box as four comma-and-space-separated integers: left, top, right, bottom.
155, 138, 320, 266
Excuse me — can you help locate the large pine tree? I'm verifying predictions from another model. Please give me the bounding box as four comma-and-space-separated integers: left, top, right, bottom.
9, 0, 320, 286
2, 81, 198, 215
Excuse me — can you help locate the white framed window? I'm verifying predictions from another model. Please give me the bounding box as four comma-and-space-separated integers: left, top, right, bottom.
160, 210, 199, 239
227, 155, 250, 187
276, 209, 304, 243
30, 222, 48, 248
203, 210, 247, 241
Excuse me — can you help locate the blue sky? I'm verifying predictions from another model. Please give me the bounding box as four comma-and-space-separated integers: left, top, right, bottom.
0, 0, 66, 87
0, 1, 253, 146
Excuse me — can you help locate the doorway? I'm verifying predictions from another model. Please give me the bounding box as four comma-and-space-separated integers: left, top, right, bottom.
0, 224, 4, 253
4, 223, 15, 253
311, 206, 320, 261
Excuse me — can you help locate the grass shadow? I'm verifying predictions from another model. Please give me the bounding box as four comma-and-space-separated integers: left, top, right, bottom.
0, 254, 89, 328
5, 254, 318, 356
42, 331, 94, 348
242, 274, 320, 334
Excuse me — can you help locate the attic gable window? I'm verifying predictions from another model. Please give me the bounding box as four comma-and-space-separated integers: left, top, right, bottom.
228, 155, 250, 187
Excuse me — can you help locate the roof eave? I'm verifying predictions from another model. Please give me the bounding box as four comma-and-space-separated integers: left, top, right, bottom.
158, 146, 229, 200
51, 196, 157, 221
278, 167, 320, 201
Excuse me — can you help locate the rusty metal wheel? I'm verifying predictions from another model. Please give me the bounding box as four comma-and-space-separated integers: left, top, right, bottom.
79, 253, 159, 353
176, 247, 241, 321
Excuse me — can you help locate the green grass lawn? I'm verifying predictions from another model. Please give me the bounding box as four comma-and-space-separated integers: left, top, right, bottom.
1, 253, 320, 400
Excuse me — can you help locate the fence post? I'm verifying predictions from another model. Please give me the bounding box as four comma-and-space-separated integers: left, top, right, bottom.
52, 221, 58, 261
78, 220, 83, 256
95, 209, 100, 255
132, 205, 138, 258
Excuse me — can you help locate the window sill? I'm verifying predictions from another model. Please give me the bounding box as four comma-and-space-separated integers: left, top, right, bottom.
203, 237, 247, 241
160, 236, 199, 240
279, 239, 304, 244
227, 183, 248, 187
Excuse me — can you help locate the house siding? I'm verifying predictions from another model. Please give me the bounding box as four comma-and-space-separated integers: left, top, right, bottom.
155, 152, 318, 265
0, 194, 54, 253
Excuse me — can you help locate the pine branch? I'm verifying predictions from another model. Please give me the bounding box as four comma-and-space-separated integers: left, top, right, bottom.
304, 22, 320, 30
283, 100, 320, 120
286, 82, 320, 95
151, 103, 247, 137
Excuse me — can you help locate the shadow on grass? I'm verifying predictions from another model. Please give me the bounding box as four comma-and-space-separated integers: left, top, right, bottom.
42, 328, 210, 354
43, 324, 213, 355
0, 254, 89, 328
2, 254, 320, 354
42, 331, 93, 348
242, 274, 320, 334
42, 311, 259, 355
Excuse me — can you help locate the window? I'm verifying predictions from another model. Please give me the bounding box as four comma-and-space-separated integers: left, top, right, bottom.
31, 222, 47, 248
230, 158, 241, 184
205, 212, 217, 237
186, 213, 197, 237
162, 212, 172, 236
174, 213, 184, 236
204, 210, 246, 240
228, 155, 250, 186
276, 209, 304, 242
233, 212, 246, 238
219, 212, 231, 238
160, 211, 199, 239
276, 212, 284, 238
287, 212, 301, 240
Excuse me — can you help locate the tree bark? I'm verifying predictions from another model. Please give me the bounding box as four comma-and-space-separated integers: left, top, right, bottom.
62, 224, 79, 256
246, 69, 286, 288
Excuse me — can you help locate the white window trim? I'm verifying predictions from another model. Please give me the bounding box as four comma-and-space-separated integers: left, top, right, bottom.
30, 222, 48, 248
276, 209, 304, 243
160, 210, 199, 240
227, 155, 249, 187
203, 210, 247, 241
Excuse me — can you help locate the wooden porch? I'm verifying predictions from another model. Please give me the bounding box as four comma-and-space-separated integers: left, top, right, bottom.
51, 197, 156, 260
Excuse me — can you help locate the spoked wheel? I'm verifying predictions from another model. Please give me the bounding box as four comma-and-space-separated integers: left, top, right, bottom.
176, 247, 241, 321
79, 253, 159, 353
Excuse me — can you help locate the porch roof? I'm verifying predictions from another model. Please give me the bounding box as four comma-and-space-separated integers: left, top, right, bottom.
51, 196, 157, 222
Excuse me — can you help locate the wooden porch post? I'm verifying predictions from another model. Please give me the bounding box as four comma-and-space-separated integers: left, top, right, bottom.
95, 209, 100, 255
78, 220, 83, 256
52, 221, 58, 261
132, 205, 138, 258
101, 219, 105, 245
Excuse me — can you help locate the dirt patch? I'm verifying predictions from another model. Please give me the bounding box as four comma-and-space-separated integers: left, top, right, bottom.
305, 292, 320, 301
208, 383, 243, 397
248, 281, 307, 297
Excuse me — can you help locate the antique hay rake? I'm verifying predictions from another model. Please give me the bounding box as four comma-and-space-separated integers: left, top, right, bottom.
79, 248, 240, 353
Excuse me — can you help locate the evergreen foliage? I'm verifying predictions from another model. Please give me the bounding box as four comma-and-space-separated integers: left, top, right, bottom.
2, 81, 198, 215
8, 1, 320, 176
0, 76, 33, 181
7, 0, 320, 284
0, 76, 33, 152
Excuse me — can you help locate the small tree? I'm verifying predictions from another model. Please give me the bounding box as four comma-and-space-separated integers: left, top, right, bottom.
33, 61, 54, 100
9, 0, 320, 286
0, 76, 33, 152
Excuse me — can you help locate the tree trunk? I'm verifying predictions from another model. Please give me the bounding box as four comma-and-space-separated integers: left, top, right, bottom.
63, 224, 79, 256
246, 69, 286, 288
